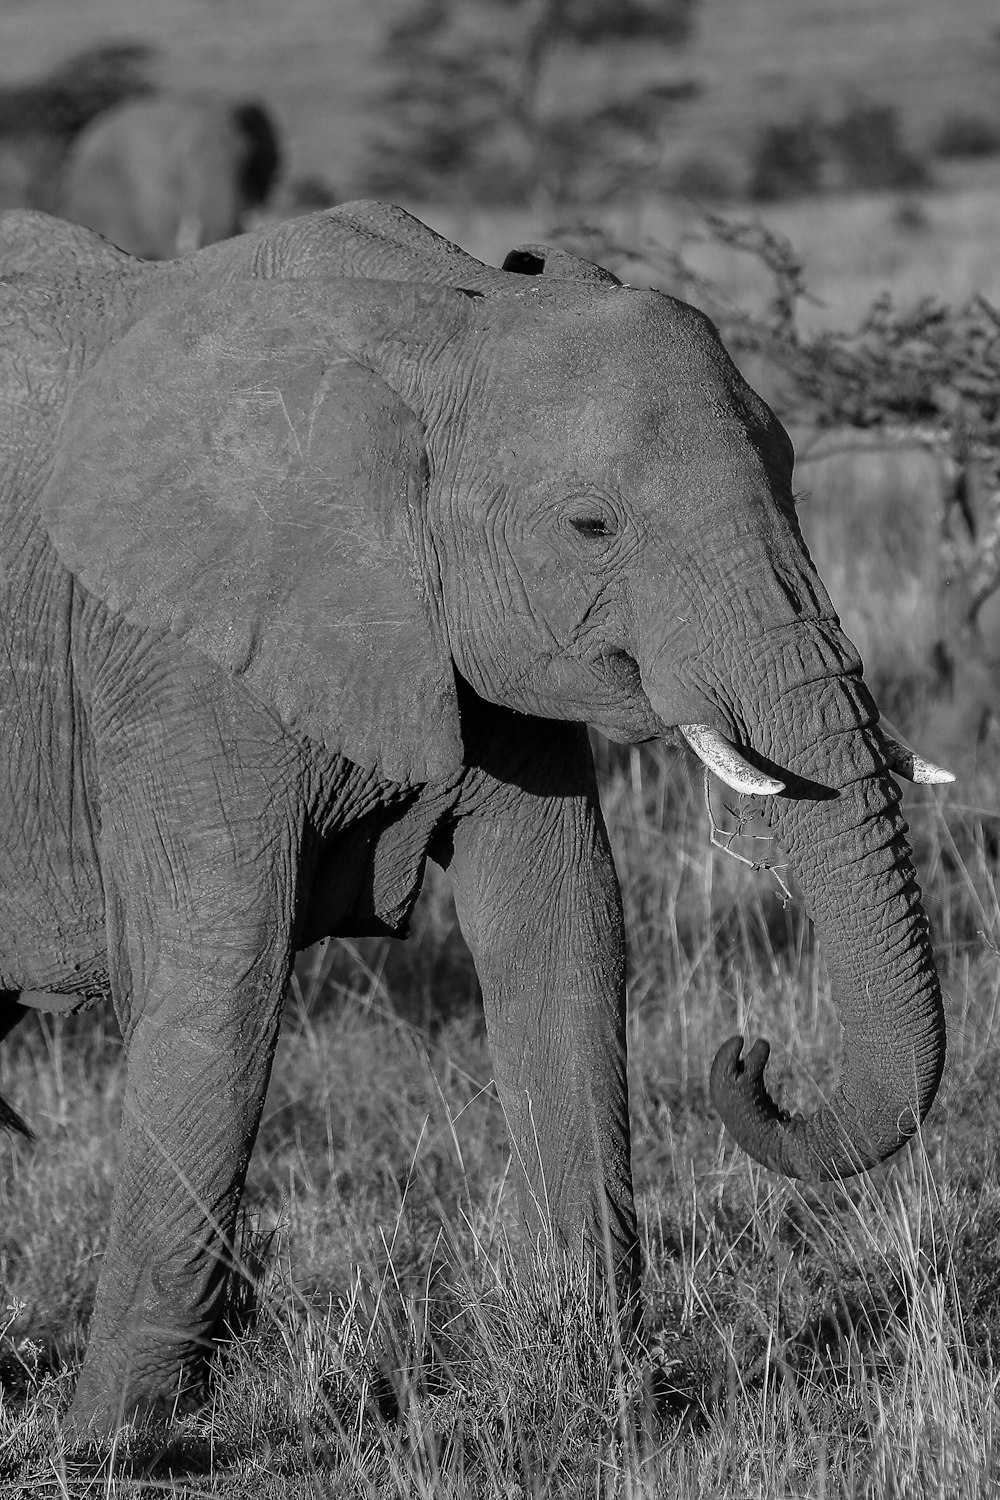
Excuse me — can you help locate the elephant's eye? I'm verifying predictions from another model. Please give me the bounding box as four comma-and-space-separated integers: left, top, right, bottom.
568, 514, 616, 540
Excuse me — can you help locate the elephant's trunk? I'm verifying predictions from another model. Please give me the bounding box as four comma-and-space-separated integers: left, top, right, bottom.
648, 620, 946, 1180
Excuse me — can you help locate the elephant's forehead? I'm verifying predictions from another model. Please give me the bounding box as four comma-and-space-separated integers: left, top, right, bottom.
477, 286, 779, 464
485, 286, 758, 416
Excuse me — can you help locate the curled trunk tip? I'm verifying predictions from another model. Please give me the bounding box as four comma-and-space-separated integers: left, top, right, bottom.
710, 1032, 934, 1181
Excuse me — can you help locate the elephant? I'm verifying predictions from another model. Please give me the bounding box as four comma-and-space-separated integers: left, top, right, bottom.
0, 200, 950, 1434
59, 91, 281, 258
797, 439, 1000, 791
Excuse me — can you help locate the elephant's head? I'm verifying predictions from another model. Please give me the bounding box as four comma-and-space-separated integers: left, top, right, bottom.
42, 217, 947, 1181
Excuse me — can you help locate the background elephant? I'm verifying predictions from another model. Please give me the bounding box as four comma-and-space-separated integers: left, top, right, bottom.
798, 440, 1000, 790
0, 200, 946, 1434
59, 90, 281, 258
0, 42, 154, 216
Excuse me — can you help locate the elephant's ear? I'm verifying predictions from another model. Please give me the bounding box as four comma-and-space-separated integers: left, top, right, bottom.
41, 282, 463, 785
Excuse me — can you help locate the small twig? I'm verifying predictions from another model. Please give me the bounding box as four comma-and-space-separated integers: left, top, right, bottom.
702, 770, 794, 904
770, 865, 795, 906
702, 770, 768, 867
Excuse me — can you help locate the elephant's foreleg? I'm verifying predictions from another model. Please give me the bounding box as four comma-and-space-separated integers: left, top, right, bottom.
446, 723, 639, 1303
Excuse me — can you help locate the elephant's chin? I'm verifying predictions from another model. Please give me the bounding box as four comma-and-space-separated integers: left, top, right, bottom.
566, 655, 669, 743
473, 652, 664, 743
590, 710, 665, 745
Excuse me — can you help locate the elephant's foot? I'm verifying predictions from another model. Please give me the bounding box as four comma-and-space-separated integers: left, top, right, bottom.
63, 1342, 211, 1442
63, 1251, 228, 1438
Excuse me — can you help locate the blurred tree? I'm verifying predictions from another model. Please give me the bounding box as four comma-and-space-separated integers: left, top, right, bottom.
0, 43, 154, 142
363, 0, 700, 204
932, 110, 1000, 161
826, 99, 927, 192
748, 99, 928, 203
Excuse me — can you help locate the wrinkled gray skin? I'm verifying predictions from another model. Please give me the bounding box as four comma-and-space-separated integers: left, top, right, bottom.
0, 202, 945, 1434
60, 92, 280, 258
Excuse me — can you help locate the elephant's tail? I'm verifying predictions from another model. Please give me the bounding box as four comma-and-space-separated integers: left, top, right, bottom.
0, 1092, 32, 1139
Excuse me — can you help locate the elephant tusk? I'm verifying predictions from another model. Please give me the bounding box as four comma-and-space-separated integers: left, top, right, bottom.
880, 730, 955, 785
679, 724, 785, 796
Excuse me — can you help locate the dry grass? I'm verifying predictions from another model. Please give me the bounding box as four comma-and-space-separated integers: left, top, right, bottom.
2, 746, 1000, 1495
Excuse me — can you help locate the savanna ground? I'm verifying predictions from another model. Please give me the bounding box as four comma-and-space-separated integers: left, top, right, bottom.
4, 1, 1000, 1495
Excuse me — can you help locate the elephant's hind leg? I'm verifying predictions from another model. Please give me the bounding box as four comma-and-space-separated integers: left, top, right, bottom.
66, 833, 301, 1433
66, 696, 307, 1435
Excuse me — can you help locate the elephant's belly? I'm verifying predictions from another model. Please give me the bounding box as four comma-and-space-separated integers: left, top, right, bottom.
0, 917, 108, 1003
0, 768, 108, 996
0, 845, 108, 1003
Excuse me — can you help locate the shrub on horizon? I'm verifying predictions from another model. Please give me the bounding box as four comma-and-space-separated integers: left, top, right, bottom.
747, 114, 825, 201
932, 110, 1000, 160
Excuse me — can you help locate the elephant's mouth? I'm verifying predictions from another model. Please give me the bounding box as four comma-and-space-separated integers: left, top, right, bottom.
532, 647, 664, 742
582, 640, 956, 796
